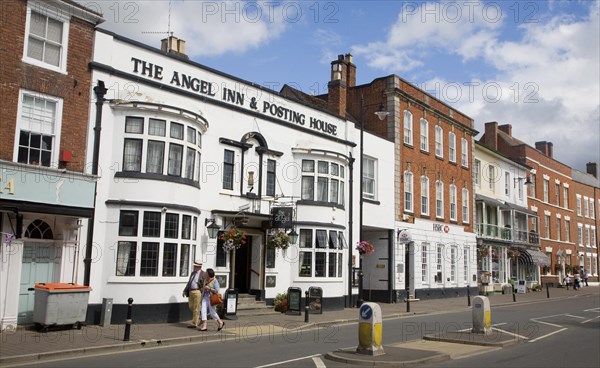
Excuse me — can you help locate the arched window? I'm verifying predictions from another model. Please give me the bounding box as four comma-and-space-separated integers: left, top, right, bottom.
24, 219, 54, 239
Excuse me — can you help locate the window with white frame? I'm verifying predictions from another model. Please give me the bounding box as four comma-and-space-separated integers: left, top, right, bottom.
590, 199, 595, 219
545, 215, 550, 238
16, 91, 62, 167
404, 171, 413, 213
420, 176, 429, 216
563, 187, 569, 208
116, 210, 196, 278
449, 184, 457, 221
266, 159, 276, 196
450, 246, 456, 282
448, 132, 456, 163
223, 149, 234, 189
421, 243, 428, 283
462, 188, 469, 223
583, 197, 589, 217
518, 178, 523, 200
555, 183, 560, 206
565, 219, 570, 242
24, 7, 69, 72
530, 173, 536, 197
488, 165, 495, 192
585, 226, 590, 246
435, 125, 443, 157
420, 118, 429, 152
473, 160, 480, 187
577, 224, 583, 245
298, 228, 344, 278
576, 195, 582, 216
122, 116, 202, 182
403, 110, 413, 146
461, 138, 468, 167
556, 218, 561, 241
505, 172, 510, 196
436, 180, 444, 218
301, 159, 345, 205
591, 227, 596, 247
436, 244, 443, 283
543, 179, 549, 202
362, 157, 376, 200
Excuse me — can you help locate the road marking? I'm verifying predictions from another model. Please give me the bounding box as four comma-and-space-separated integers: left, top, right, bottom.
528, 328, 567, 343
564, 314, 585, 319
531, 319, 563, 328
312, 356, 327, 368
581, 316, 600, 324
583, 307, 600, 313
490, 327, 529, 340
254, 354, 321, 368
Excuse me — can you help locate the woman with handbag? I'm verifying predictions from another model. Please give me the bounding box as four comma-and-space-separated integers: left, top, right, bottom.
199, 268, 225, 331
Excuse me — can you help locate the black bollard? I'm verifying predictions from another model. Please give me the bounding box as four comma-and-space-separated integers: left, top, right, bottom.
123, 297, 133, 341
467, 286, 471, 307
304, 291, 309, 323
406, 289, 411, 313
546, 283, 550, 299
512, 286, 516, 302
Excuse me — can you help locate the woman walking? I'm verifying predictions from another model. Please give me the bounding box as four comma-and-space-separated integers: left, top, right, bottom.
199, 268, 225, 331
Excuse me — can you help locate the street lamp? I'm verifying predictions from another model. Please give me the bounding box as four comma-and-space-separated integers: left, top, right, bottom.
513, 176, 532, 188
357, 94, 389, 307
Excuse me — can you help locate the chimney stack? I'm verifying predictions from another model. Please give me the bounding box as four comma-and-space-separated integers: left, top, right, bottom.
498, 124, 512, 137
327, 54, 349, 117
483, 122, 499, 150
535, 141, 553, 158
161, 36, 188, 60
586, 162, 598, 178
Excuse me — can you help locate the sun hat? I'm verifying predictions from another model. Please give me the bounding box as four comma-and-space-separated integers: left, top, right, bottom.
193, 259, 203, 267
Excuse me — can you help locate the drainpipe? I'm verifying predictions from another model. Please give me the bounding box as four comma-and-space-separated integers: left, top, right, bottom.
84, 80, 107, 286
347, 154, 355, 307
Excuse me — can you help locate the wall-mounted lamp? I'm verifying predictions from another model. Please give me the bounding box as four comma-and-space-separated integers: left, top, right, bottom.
374, 103, 389, 121
513, 177, 533, 188
205, 219, 221, 239
287, 229, 298, 244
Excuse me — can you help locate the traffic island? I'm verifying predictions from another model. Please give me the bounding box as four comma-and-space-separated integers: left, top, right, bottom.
423, 330, 519, 348
326, 346, 450, 366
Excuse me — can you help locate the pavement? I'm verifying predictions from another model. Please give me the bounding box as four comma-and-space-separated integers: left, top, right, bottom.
1, 284, 598, 367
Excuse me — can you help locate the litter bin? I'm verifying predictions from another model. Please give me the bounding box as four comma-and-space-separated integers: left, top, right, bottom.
33, 283, 92, 332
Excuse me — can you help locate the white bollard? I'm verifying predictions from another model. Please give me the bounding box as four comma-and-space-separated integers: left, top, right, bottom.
471, 295, 491, 335
356, 302, 385, 356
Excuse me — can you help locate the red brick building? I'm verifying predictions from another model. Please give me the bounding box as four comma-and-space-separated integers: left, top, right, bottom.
480, 122, 599, 286
0, 0, 103, 329
285, 54, 479, 302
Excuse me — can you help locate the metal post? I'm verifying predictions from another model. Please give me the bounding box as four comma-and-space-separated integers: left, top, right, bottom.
467, 286, 471, 307
357, 269, 364, 308
546, 283, 550, 298
357, 95, 365, 309
304, 291, 309, 323
405, 241, 411, 313
123, 297, 133, 341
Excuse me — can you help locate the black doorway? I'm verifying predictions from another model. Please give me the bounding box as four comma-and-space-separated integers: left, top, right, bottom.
234, 235, 251, 293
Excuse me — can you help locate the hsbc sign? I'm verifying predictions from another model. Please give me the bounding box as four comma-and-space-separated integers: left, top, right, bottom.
433, 224, 450, 233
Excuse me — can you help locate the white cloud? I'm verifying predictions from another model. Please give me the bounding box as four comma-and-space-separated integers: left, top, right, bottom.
89, 0, 289, 57
352, 1, 600, 168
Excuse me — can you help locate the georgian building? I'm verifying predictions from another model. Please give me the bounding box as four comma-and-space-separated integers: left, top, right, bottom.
293, 54, 479, 302
0, 0, 103, 330
473, 141, 544, 293
480, 122, 598, 287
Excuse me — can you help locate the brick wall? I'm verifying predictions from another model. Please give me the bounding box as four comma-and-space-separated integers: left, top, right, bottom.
0, 0, 96, 173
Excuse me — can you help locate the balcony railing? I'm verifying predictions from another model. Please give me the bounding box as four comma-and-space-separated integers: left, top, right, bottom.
476, 223, 539, 246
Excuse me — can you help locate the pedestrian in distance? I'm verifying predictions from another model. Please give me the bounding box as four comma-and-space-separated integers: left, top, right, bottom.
563, 274, 571, 290
573, 272, 581, 290
583, 270, 589, 286
182, 260, 205, 328
199, 268, 225, 332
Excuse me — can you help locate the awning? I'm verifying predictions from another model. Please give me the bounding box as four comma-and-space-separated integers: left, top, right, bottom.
519, 249, 550, 266
475, 194, 507, 208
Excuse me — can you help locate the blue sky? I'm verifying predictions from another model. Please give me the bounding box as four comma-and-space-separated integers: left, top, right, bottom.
85, 0, 599, 170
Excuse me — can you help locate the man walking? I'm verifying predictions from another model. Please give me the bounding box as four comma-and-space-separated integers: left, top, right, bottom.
183, 260, 205, 328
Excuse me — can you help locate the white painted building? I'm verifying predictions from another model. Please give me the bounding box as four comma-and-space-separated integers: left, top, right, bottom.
81, 31, 395, 322
474, 141, 545, 293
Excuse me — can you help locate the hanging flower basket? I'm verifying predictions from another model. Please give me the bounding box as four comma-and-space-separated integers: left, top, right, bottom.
507, 248, 521, 261
220, 227, 247, 252
356, 241, 374, 255
267, 230, 290, 250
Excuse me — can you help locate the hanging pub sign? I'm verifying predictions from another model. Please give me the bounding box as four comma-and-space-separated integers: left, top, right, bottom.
271, 207, 293, 229
397, 229, 412, 244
